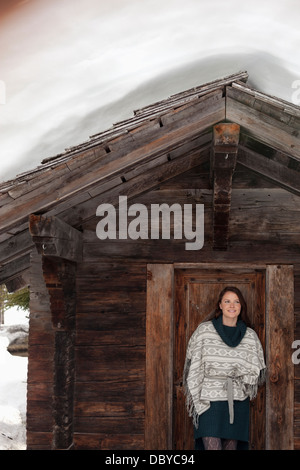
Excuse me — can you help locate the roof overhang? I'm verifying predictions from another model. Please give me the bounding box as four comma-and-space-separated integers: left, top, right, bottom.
0, 71, 299, 288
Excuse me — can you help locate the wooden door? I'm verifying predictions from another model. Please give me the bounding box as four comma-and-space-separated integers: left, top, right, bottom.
173, 268, 266, 450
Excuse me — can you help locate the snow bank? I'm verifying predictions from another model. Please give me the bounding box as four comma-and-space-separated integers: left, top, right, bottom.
0, 309, 28, 450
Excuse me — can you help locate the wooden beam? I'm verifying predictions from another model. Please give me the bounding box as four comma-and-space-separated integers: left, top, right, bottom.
266, 265, 294, 449
0, 254, 30, 285
237, 146, 300, 196
0, 144, 210, 277
226, 84, 300, 161
133, 71, 248, 119
211, 123, 240, 250
0, 228, 33, 265
5, 273, 30, 293
29, 214, 83, 263
53, 143, 211, 228
41, 256, 77, 449
0, 91, 225, 234
145, 264, 174, 449
0, 141, 211, 270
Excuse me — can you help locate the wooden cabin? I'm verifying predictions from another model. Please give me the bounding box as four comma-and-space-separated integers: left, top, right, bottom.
0, 72, 299, 450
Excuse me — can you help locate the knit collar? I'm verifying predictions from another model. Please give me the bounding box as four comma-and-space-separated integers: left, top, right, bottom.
212, 314, 247, 347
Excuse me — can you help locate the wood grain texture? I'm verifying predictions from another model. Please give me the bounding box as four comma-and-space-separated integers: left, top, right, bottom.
266, 265, 294, 449
145, 264, 174, 449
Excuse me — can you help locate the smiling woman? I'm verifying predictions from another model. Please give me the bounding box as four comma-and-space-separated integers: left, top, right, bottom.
216, 286, 249, 327
219, 292, 241, 326
183, 285, 265, 450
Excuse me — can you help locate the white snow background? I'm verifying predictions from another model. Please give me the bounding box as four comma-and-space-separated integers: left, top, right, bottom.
0, 0, 300, 452
1, 0, 300, 183
0, 309, 28, 450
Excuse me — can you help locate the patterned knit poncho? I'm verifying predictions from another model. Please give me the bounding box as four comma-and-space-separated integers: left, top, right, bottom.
183, 317, 266, 427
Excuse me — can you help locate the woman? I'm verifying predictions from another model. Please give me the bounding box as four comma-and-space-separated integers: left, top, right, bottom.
183, 286, 266, 450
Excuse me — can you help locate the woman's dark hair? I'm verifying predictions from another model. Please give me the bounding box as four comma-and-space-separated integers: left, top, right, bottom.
213, 286, 251, 326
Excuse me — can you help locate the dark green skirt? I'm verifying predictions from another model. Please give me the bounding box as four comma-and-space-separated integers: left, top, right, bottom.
194, 398, 250, 450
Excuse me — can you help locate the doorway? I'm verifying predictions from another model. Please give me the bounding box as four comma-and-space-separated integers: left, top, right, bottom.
173, 268, 265, 450
145, 263, 294, 450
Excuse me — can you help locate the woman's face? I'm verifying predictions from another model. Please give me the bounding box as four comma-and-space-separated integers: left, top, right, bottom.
219, 291, 241, 325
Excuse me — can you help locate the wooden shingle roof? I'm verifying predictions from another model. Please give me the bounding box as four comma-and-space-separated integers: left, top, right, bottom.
0, 71, 300, 288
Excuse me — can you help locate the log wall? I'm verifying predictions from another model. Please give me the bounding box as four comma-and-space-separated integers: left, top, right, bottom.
27, 253, 54, 449
26, 162, 300, 449
294, 271, 300, 449
74, 262, 146, 449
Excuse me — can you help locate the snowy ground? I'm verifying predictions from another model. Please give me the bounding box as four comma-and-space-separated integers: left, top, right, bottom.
0, 308, 28, 450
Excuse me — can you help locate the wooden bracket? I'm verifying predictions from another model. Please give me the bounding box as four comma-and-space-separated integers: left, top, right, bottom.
211, 123, 240, 250
29, 214, 83, 263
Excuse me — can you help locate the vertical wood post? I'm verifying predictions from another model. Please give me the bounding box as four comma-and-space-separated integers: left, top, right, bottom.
211, 123, 239, 250
42, 257, 77, 450
266, 265, 294, 449
29, 214, 82, 449
145, 264, 174, 449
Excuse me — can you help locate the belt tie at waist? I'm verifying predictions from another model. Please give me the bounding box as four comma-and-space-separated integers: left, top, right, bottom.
226, 377, 234, 424
206, 372, 242, 424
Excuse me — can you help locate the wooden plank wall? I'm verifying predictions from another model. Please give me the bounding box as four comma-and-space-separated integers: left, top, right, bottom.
26, 161, 300, 449
27, 252, 54, 450
294, 269, 300, 450
72, 162, 300, 450
74, 262, 146, 450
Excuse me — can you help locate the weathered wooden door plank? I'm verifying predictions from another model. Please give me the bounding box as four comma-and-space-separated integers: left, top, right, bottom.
145, 264, 174, 449
266, 264, 294, 450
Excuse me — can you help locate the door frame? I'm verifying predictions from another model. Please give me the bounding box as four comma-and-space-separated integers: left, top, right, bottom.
145, 263, 294, 450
